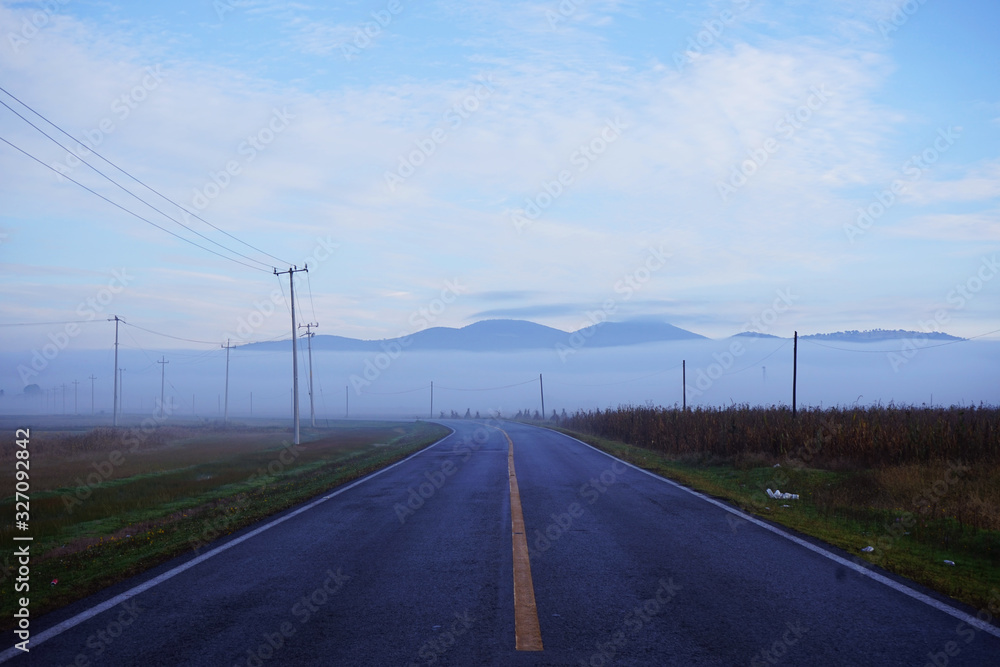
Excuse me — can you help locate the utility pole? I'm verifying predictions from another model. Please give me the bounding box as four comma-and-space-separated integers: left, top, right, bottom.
158, 356, 169, 419
88, 375, 96, 414
222, 339, 234, 425
682, 360, 687, 410
119, 368, 125, 418
345, 385, 349, 419
72, 380, 79, 414
792, 331, 798, 418
109, 315, 122, 426
539, 373, 545, 420
275, 265, 308, 445
299, 322, 318, 428
61, 383, 66, 414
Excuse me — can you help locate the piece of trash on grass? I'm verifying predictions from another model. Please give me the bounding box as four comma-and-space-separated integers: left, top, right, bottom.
766, 488, 799, 500
861, 546, 874, 553
781, 504, 791, 508
50, 579, 58, 586
943, 560, 955, 566
773, 463, 781, 468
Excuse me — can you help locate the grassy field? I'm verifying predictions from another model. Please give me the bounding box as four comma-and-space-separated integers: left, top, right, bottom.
1, 420, 449, 627
542, 405, 1000, 612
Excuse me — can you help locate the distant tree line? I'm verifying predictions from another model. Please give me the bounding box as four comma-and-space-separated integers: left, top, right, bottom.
434, 408, 569, 422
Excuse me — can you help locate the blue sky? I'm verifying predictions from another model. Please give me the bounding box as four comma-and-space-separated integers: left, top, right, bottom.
1, 0, 999, 353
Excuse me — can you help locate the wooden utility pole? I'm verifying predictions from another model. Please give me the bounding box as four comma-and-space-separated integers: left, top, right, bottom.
274, 266, 308, 445
792, 331, 798, 418
110, 315, 122, 426
539, 374, 545, 420
88, 375, 96, 414
222, 339, 234, 425
299, 323, 318, 427
158, 356, 169, 418
72, 380, 79, 414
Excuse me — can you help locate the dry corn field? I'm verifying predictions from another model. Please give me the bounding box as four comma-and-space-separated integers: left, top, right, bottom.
563, 405, 1000, 467
561, 405, 1000, 532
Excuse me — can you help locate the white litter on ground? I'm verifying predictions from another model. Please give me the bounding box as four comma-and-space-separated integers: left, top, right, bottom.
943, 560, 955, 566
766, 488, 799, 500
862, 546, 875, 553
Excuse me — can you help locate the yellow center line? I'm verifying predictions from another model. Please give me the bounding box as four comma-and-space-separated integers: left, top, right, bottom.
501, 427, 544, 652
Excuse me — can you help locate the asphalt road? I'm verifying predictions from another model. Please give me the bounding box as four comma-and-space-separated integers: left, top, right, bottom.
4, 420, 1000, 665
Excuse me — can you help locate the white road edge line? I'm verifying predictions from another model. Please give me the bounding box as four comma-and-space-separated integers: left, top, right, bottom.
0, 425, 457, 663
535, 424, 1000, 640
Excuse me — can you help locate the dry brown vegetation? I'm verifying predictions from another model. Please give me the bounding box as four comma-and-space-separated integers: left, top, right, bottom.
563, 404, 1000, 467
561, 405, 1000, 531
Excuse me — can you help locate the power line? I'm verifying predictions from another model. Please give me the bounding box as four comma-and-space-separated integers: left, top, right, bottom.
0, 84, 293, 267
1, 316, 292, 349
0, 319, 97, 327
0, 98, 276, 271
122, 321, 222, 346
550, 363, 684, 388
360, 384, 430, 396
436, 378, 540, 392
721, 339, 791, 376
122, 326, 160, 369
276, 272, 292, 316
0, 134, 269, 273
306, 270, 318, 323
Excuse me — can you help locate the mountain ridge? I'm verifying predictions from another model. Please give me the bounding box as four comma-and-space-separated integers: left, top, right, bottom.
242, 320, 963, 352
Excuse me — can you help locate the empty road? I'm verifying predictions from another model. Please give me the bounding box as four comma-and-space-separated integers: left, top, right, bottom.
4, 420, 999, 665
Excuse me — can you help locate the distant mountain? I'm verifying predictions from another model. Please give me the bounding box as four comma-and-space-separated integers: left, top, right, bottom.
242, 318, 706, 352
732, 332, 781, 339
802, 329, 963, 342
240, 321, 962, 352
731, 329, 963, 342
384, 320, 570, 351
575, 320, 707, 346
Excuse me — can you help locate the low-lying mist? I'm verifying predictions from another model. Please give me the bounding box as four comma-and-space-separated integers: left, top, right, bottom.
2, 337, 997, 421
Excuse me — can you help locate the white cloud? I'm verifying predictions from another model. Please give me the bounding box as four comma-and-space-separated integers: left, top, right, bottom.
900, 161, 1000, 205
1, 0, 998, 352
891, 211, 1000, 242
